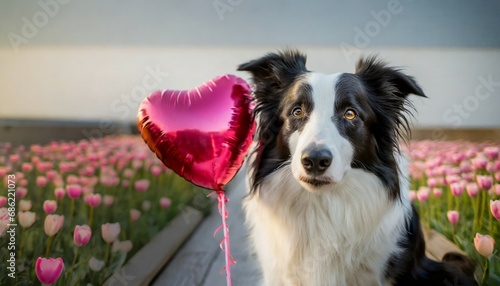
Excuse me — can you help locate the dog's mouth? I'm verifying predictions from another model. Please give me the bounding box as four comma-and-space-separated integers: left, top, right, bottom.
298, 175, 333, 187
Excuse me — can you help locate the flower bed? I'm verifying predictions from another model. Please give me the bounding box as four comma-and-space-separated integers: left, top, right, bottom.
0, 136, 209, 285
409, 141, 499, 285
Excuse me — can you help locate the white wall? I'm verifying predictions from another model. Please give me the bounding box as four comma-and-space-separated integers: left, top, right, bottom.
1, 46, 499, 128
1, 0, 499, 128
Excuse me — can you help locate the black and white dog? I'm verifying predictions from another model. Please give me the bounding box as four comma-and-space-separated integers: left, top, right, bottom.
238, 50, 475, 286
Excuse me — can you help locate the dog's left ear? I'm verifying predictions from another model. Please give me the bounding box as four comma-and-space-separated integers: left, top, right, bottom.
355, 56, 427, 100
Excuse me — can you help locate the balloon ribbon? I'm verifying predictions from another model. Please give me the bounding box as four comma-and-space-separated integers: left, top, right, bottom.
209, 189, 235, 286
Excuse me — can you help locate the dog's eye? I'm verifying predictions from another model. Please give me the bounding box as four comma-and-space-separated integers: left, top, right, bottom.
292, 107, 305, 118
344, 109, 357, 120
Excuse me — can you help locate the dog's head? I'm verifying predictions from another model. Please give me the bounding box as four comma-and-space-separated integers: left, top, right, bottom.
238, 50, 425, 198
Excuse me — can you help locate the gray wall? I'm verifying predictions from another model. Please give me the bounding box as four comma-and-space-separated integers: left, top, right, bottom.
1, 0, 500, 48
0, 0, 499, 129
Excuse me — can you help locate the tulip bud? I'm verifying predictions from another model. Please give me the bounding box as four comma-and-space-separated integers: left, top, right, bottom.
160, 197, 171, 209
129, 209, 141, 222
491, 200, 500, 220
134, 179, 150, 192
446, 210, 459, 224
85, 193, 102, 208
88, 257, 105, 272
18, 211, 36, 228
19, 199, 32, 211
43, 200, 57, 214
101, 222, 121, 243
74, 225, 92, 247
44, 214, 64, 237
35, 257, 64, 285
466, 183, 479, 197
474, 233, 495, 258
66, 184, 83, 199
476, 175, 493, 190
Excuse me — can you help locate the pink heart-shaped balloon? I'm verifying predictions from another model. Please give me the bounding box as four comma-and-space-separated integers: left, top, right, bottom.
137, 74, 255, 190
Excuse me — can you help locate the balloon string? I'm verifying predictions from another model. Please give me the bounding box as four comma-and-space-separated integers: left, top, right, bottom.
208, 189, 235, 286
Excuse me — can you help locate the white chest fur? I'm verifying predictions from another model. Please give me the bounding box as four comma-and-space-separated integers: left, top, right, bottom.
244, 167, 412, 286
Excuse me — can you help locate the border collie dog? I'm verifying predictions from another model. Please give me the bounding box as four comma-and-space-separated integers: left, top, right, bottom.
238, 50, 475, 286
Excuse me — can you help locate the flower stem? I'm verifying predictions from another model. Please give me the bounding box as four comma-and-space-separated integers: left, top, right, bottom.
479, 190, 488, 232
454, 195, 460, 213
481, 258, 490, 285
68, 247, 79, 285
104, 243, 111, 265
89, 207, 94, 228
45, 236, 53, 257
471, 196, 479, 234
69, 199, 75, 226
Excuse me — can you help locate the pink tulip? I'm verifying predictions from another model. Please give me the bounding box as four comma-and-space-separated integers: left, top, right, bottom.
160, 197, 172, 208
451, 152, 466, 164
46, 170, 57, 181
466, 183, 479, 197
130, 209, 141, 222
16, 187, 28, 199
494, 184, 500, 196
74, 225, 92, 247
484, 146, 499, 159
123, 169, 135, 179
44, 214, 64, 237
461, 172, 475, 182
20, 179, 28, 187
151, 165, 162, 176
54, 187, 65, 199
35, 257, 64, 285
432, 188, 442, 198
0, 196, 6, 207
101, 222, 121, 243
447, 210, 459, 224
427, 177, 438, 188
471, 157, 488, 170
36, 176, 48, 187
22, 162, 33, 172
103, 195, 114, 206
19, 199, 32, 211
445, 174, 461, 185
85, 193, 102, 208
18, 211, 36, 228
491, 200, 500, 220
43, 200, 57, 214
9, 154, 19, 163
134, 179, 150, 192
476, 175, 493, 190
417, 187, 430, 202
450, 182, 465, 196
66, 184, 83, 199
474, 233, 495, 258
66, 174, 80, 185
112, 240, 133, 253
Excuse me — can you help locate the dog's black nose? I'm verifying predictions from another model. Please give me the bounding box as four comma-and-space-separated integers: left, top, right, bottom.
301, 148, 332, 175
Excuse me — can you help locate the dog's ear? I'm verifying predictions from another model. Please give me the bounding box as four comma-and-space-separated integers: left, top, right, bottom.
355, 55, 427, 142
237, 49, 308, 91
355, 56, 426, 100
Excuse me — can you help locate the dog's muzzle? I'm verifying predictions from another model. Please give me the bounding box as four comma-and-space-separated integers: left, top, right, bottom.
300, 146, 332, 176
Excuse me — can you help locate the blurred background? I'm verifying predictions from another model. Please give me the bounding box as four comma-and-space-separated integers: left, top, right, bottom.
1, 0, 499, 144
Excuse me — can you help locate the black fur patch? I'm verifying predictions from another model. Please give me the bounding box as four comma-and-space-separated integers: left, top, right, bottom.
237, 50, 309, 193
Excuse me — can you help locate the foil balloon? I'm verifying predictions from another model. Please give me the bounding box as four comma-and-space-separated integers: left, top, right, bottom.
137, 74, 255, 190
